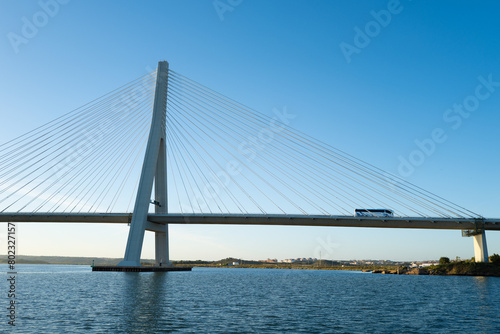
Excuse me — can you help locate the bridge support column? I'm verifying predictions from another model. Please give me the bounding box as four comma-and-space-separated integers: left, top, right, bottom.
154, 134, 170, 266
473, 230, 489, 263
155, 230, 169, 266
118, 61, 169, 267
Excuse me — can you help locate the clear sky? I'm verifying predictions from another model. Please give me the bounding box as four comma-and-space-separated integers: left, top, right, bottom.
1, 0, 499, 261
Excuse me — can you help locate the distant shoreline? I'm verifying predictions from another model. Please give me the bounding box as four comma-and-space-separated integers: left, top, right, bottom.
4, 255, 499, 277
0, 255, 406, 271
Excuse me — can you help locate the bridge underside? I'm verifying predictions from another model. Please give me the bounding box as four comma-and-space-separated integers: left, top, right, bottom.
1, 213, 499, 230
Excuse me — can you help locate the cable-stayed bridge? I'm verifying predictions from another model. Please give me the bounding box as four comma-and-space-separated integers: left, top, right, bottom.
1, 61, 498, 267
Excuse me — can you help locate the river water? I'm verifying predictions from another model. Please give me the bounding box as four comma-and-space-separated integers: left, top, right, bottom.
3, 265, 500, 333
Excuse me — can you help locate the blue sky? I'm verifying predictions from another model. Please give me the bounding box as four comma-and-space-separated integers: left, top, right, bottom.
0, 0, 499, 261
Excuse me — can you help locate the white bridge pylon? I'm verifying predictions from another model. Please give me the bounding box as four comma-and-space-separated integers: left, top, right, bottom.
118, 61, 169, 267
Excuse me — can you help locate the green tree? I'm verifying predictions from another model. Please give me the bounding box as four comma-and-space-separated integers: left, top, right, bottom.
439, 257, 450, 265
489, 253, 500, 265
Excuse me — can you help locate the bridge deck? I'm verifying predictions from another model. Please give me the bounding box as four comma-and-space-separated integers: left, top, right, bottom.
0, 213, 499, 230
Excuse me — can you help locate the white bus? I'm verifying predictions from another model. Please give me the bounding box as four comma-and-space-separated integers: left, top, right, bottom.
355, 209, 394, 217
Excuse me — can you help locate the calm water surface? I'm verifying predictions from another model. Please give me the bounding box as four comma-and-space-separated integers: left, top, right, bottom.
3, 265, 500, 333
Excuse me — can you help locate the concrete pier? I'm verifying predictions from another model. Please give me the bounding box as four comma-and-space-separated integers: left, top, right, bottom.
473, 230, 489, 263
92, 266, 191, 272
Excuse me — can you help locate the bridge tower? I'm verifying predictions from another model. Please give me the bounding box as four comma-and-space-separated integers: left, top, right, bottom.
118, 61, 169, 267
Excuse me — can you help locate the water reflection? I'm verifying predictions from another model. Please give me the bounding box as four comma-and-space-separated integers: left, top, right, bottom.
121, 272, 170, 332
473, 276, 490, 289
472, 276, 496, 331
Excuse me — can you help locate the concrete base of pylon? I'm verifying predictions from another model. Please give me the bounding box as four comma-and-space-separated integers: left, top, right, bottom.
117, 260, 141, 267
92, 266, 191, 272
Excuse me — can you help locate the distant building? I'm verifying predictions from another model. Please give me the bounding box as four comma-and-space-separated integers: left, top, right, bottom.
420, 262, 435, 268
232, 262, 239, 266
281, 259, 295, 263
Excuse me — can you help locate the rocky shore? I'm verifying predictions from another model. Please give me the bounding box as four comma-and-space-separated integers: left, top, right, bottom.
370, 261, 500, 277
